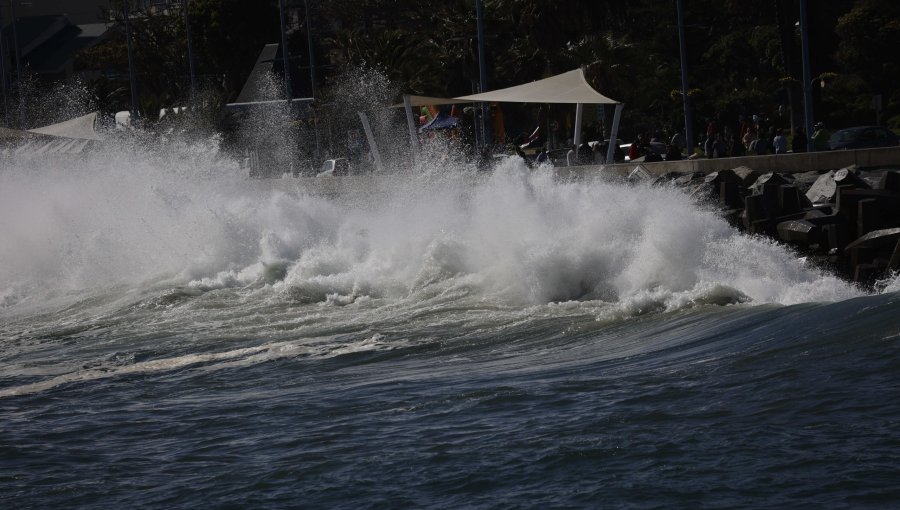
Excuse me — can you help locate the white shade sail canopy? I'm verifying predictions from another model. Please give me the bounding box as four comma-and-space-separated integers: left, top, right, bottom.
29, 112, 103, 141
454, 68, 618, 104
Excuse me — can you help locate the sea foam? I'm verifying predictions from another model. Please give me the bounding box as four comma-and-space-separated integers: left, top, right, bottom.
0, 144, 870, 319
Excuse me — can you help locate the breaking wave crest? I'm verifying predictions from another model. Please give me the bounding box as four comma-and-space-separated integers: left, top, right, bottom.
0, 148, 872, 320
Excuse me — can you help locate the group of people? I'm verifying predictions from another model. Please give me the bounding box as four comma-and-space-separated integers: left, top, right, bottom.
517, 109, 838, 168
700, 115, 832, 159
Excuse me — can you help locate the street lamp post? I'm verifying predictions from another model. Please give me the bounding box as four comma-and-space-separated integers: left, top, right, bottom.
475, 0, 490, 147
9, 0, 24, 127
676, 0, 694, 152
0, 9, 9, 127
277, 0, 292, 102
184, 0, 197, 103
123, 0, 139, 120
304, 0, 315, 99
304, 0, 320, 160
799, 0, 815, 150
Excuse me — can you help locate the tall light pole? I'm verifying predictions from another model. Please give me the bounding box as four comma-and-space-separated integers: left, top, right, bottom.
184, 0, 197, 103
799, 0, 814, 150
304, 0, 315, 99
278, 0, 292, 101
305, 0, 320, 159
675, 0, 694, 152
0, 8, 9, 127
9, 0, 24, 127
123, 0, 139, 120
475, 0, 490, 147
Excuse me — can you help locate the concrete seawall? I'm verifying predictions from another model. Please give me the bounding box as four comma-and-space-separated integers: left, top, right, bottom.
558, 146, 900, 179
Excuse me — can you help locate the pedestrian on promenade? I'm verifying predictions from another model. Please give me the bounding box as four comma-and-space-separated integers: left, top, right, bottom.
812, 122, 830, 151
628, 134, 644, 160
773, 128, 788, 154
704, 133, 715, 158
742, 128, 755, 150
750, 131, 770, 155
670, 129, 686, 155
713, 133, 729, 158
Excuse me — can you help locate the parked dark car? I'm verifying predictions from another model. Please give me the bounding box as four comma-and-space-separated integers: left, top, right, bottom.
828, 126, 900, 150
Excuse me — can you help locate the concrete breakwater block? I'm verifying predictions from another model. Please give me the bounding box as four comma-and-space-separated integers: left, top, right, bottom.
777, 219, 819, 245
879, 170, 900, 192
844, 228, 900, 285
665, 162, 900, 286
806, 170, 837, 204
731, 166, 761, 187
628, 165, 654, 182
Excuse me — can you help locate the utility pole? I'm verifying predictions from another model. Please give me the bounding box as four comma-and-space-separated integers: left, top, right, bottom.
675, 0, 694, 153
475, 0, 490, 147
9, 0, 24, 127
0, 8, 9, 127
305, 0, 320, 159
277, 0, 292, 101
799, 0, 814, 150
304, 0, 315, 99
184, 0, 197, 103
123, 0, 139, 120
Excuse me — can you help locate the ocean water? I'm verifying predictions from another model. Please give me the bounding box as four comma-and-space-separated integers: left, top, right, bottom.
2, 146, 899, 509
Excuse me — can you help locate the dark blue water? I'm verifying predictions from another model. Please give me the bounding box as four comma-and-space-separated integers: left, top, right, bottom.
2, 155, 899, 508
3, 290, 899, 509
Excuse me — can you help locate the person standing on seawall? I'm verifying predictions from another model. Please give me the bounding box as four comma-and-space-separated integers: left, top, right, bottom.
670, 128, 686, 155
629, 134, 644, 160
773, 128, 788, 154
712, 133, 729, 158
812, 122, 831, 151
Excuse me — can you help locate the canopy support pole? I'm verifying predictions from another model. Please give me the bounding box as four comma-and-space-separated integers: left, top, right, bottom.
574, 102, 584, 158
606, 104, 624, 164
358, 111, 384, 173
402, 94, 418, 159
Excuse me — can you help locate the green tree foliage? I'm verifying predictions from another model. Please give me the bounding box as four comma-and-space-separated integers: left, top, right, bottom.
188, 0, 282, 95
70, 0, 897, 138
835, 0, 900, 127
316, 0, 478, 95
77, 0, 281, 117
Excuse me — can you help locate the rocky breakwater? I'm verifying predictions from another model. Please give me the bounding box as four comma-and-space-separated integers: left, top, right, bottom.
643, 164, 900, 288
